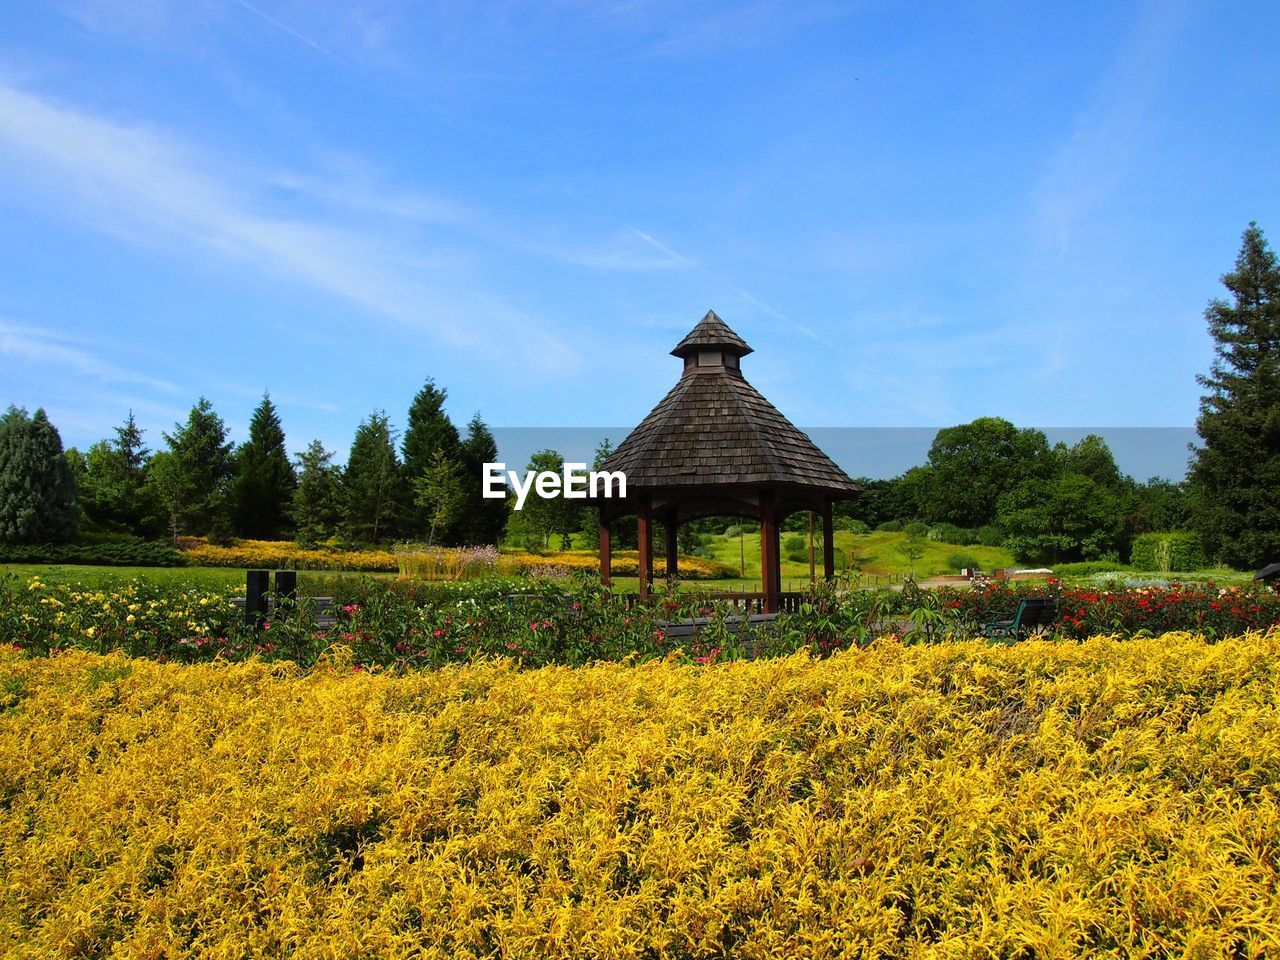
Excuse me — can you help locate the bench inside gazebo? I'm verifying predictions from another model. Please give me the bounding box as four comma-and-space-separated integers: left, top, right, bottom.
595, 310, 860, 614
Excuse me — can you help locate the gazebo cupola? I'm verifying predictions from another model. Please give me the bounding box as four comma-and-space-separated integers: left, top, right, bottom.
597, 309, 860, 612
670, 310, 753, 373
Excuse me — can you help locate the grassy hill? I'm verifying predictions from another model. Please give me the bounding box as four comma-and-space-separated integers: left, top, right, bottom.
701, 529, 1016, 582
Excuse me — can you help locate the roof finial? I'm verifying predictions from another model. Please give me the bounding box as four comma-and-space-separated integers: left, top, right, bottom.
670, 309, 754, 359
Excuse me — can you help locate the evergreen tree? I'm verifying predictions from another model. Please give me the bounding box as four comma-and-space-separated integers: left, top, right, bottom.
413, 448, 466, 548
458, 413, 507, 545
400, 379, 461, 539
343, 411, 402, 544
293, 440, 341, 548
147, 450, 186, 545
1189, 222, 1280, 568
0, 407, 78, 544
151, 398, 235, 538
76, 412, 155, 534
231, 393, 297, 539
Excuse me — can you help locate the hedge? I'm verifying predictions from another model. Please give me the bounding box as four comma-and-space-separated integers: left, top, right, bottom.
1129, 532, 1208, 572
0, 539, 186, 567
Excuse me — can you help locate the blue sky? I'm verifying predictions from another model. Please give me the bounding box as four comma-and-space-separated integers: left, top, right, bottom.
1, 1, 1277, 478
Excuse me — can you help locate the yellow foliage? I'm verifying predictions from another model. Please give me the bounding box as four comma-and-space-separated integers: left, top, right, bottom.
179, 537, 398, 572
2, 633, 1280, 957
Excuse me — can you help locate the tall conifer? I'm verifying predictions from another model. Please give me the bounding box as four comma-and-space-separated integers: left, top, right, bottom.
1189, 222, 1280, 567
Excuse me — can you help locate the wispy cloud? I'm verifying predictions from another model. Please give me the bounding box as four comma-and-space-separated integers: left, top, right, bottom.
1031, 0, 1187, 256
0, 318, 182, 395
629, 228, 822, 340
0, 80, 581, 371
227, 0, 352, 66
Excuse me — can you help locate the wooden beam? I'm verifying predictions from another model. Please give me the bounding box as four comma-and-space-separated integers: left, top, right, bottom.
823, 502, 835, 581
598, 515, 612, 587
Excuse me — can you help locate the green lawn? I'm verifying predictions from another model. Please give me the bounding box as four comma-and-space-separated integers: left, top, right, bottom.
700, 529, 1016, 581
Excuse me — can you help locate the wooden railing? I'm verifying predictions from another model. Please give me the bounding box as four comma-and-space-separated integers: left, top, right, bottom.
621, 591, 809, 614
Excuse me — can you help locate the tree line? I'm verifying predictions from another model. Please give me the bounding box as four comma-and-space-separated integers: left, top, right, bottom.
2, 222, 1278, 569
841, 222, 1280, 570
0, 381, 507, 549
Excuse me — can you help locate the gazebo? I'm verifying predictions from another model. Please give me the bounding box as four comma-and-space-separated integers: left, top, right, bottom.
597, 310, 860, 612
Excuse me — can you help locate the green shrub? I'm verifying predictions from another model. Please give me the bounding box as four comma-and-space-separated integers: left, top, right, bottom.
835, 518, 869, 534
783, 534, 808, 563
929, 523, 973, 545
904, 521, 929, 537
1051, 560, 1135, 577
1129, 532, 1207, 572
876, 520, 903, 533
723, 525, 742, 538
976, 525, 1005, 547
0, 538, 187, 567
946, 552, 981, 573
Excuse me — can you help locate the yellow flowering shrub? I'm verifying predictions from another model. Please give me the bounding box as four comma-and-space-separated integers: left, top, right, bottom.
179, 537, 398, 572
498, 549, 737, 580
3, 634, 1280, 956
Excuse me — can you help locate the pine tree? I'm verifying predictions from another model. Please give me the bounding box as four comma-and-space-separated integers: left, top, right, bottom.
413, 449, 465, 548
231, 393, 297, 539
400, 379, 461, 540
458, 413, 507, 545
0, 407, 78, 544
293, 440, 341, 548
343, 411, 402, 545
152, 398, 235, 538
77, 412, 155, 534
1189, 222, 1280, 568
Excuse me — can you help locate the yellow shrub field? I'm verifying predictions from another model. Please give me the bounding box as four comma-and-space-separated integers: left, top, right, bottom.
179, 537, 399, 572
2, 633, 1279, 958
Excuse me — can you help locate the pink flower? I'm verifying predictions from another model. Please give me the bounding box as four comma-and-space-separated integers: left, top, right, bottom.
433, 628, 445, 637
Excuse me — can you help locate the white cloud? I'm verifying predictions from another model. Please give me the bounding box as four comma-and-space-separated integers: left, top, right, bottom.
0, 318, 182, 395
1031, 0, 1188, 256
0, 80, 582, 371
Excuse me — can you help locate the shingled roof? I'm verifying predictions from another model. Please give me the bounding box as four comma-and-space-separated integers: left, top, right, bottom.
670, 309, 753, 358
604, 313, 859, 496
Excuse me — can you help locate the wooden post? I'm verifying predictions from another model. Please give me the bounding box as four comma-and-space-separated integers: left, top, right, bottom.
808, 511, 816, 583
760, 492, 779, 614
664, 509, 678, 580
637, 497, 653, 600
598, 515, 612, 587
822, 503, 835, 582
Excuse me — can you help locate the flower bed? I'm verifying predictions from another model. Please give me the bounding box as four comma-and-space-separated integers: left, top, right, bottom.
936, 579, 1280, 639
2, 633, 1278, 957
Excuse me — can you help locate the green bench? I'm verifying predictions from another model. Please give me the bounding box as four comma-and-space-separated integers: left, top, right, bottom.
981, 597, 1057, 642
